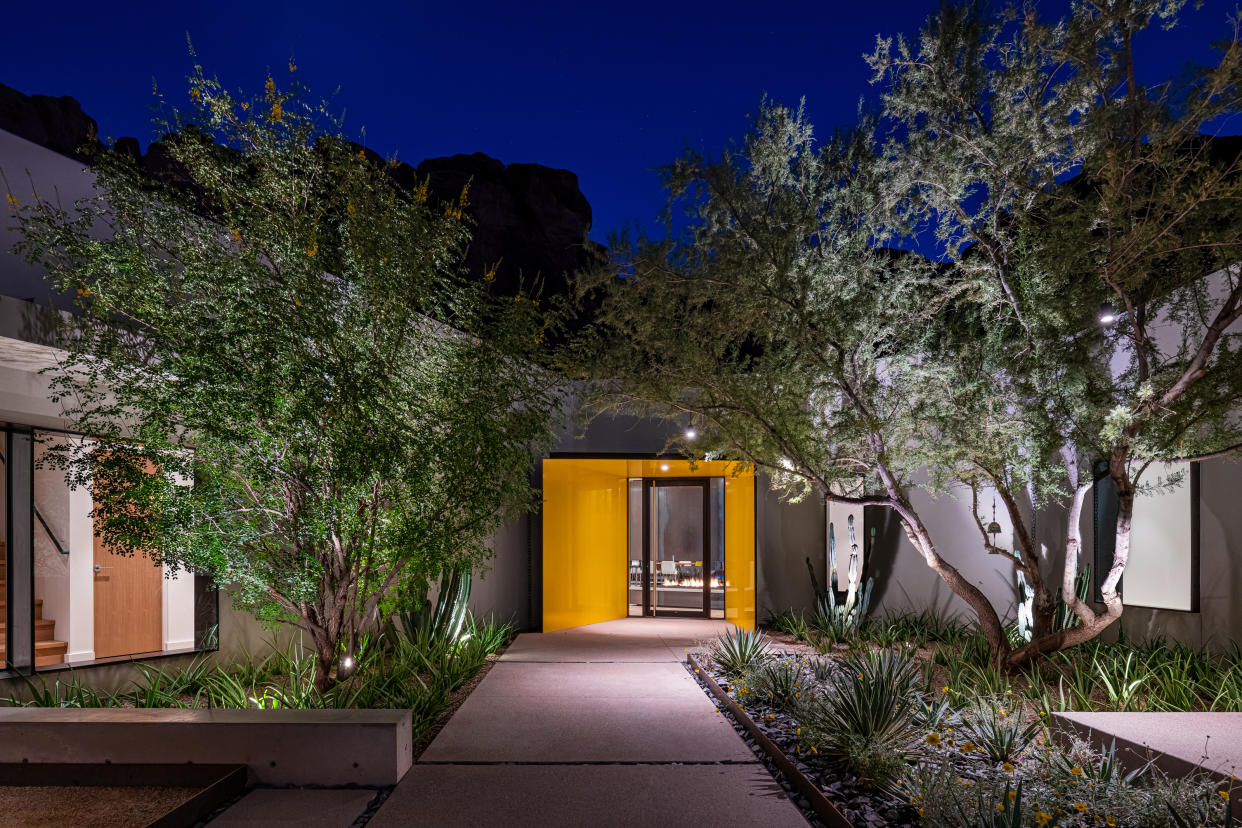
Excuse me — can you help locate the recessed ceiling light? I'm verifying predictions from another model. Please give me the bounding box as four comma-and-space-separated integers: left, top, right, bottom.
660, 463, 670, 472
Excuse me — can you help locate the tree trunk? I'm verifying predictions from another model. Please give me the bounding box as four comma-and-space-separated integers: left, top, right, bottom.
886, 490, 1012, 664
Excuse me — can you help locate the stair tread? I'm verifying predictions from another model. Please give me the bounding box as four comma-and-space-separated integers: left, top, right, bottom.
0, 639, 68, 654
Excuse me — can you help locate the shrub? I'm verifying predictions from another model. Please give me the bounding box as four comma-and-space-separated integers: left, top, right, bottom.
749, 658, 808, 711
796, 648, 922, 791
766, 608, 809, 641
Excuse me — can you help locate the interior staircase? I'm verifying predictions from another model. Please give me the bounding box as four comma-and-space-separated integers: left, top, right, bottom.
0, 542, 69, 668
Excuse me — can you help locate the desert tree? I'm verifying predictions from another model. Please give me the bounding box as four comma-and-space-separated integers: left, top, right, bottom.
9, 66, 562, 688
571, 101, 1018, 656
869, 0, 1242, 663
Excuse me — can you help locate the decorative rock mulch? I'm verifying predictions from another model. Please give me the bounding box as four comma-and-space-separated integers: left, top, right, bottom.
687, 652, 921, 828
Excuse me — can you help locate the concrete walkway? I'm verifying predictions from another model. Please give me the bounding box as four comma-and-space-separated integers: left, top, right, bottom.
368, 618, 808, 827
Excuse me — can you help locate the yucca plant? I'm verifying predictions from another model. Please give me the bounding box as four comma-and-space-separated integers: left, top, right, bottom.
707, 627, 771, 679
809, 657, 837, 684
751, 659, 807, 711
796, 648, 922, 791
959, 699, 1042, 764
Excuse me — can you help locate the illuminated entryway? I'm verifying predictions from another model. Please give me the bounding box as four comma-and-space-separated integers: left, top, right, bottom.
541, 458, 754, 633
628, 477, 725, 618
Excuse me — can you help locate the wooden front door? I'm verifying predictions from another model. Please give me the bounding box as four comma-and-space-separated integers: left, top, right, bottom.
93, 531, 163, 658
92, 460, 163, 659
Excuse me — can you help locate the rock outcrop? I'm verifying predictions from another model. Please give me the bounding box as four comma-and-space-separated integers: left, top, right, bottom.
0, 82, 601, 300
0, 82, 98, 161
415, 152, 600, 299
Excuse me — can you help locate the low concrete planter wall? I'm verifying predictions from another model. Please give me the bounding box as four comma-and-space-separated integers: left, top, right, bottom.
1052, 711, 1241, 819
687, 653, 854, 828
0, 708, 412, 786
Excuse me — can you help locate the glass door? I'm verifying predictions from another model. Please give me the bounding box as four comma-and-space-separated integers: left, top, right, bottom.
643, 479, 710, 617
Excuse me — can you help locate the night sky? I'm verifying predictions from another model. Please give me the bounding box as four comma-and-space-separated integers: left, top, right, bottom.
2, 1, 1236, 244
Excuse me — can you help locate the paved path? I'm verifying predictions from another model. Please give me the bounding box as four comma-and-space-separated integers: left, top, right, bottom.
368, 617, 808, 827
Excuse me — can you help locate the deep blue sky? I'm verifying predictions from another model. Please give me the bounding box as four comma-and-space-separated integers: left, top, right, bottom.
2, 1, 1235, 244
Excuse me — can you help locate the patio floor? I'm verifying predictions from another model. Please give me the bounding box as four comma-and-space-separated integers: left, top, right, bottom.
367, 617, 809, 827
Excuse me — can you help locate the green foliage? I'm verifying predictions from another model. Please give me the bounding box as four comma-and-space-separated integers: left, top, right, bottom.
796, 648, 922, 791
748, 658, 808, 711
707, 627, 771, 679
959, 699, 1042, 765
0, 674, 113, 708
11, 68, 561, 689
0, 614, 514, 740
765, 608, 809, 641
396, 566, 473, 649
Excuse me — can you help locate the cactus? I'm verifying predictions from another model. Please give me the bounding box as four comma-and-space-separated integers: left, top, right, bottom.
1010, 553, 1035, 644
809, 513, 873, 641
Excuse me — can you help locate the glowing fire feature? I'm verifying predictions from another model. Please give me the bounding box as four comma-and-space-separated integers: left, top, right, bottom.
663, 578, 722, 589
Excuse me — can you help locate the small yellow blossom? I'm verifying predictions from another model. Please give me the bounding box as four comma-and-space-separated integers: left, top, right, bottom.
1008, 791, 1017, 802
925, 732, 941, 746
1074, 801, 1089, 813
1071, 767, 1084, 777
1220, 791, 1231, 801
1106, 817, 1117, 826
995, 804, 1005, 813
1035, 813, 1052, 825
306, 244, 317, 257
288, 59, 297, 72
5, 193, 18, 210
1002, 762, 1015, 773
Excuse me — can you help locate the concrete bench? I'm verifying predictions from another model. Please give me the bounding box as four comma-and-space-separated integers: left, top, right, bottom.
0, 708, 412, 786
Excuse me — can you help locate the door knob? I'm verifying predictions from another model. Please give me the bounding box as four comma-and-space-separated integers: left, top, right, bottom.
93, 564, 113, 573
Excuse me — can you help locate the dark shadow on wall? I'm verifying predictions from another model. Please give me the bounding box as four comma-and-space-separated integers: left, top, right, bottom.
863, 505, 903, 611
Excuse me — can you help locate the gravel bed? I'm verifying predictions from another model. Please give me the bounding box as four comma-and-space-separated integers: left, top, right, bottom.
690, 653, 921, 828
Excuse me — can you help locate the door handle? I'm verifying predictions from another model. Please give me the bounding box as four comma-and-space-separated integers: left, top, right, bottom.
93, 564, 114, 573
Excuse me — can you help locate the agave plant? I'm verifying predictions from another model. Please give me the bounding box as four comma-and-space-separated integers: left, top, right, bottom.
707, 626, 771, 678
